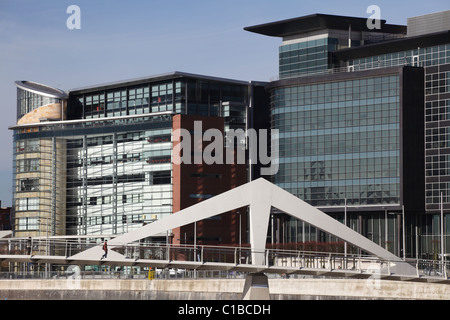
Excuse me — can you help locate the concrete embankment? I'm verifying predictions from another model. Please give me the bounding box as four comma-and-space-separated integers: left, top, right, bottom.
0, 278, 449, 300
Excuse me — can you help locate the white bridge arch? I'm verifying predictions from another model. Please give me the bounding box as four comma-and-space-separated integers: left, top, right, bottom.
71, 178, 416, 275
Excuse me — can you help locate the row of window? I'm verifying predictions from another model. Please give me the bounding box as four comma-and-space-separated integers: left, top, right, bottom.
425, 98, 450, 123
272, 77, 399, 109
279, 129, 399, 144
279, 141, 399, 157
74, 213, 156, 227
66, 171, 170, 188
426, 154, 450, 177
425, 71, 450, 95
87, 194, 143, 206
17, 88, 59, 120
16, 159, 39, 173
67, 191, 171, 207
273, 109, 399, 132
279, 180, 400, 193
425, 123, 450, 150
66, 130, 171, 149
350, 44, 450, 71
282, 185, 400, 206
68, 151, 171, 168
16, 198, 39, 211
279, 38, 338, 78
15, 139, 39, 153
280, 66, 329, 79
426, 182, 450, 204
276, 161, 399, 179
280, 51, 329, 65
77, 79, 248, 120
276, 169, 399, 183
279, 37, 331, 53
16, 217, 38, 231
276, 75, 399, 94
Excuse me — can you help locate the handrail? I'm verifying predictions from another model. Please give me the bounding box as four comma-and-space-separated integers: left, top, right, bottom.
2, 238, 450, 280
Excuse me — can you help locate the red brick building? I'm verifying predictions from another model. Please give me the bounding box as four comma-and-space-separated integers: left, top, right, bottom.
172, 114, 247, 246
0, 206, 12, 231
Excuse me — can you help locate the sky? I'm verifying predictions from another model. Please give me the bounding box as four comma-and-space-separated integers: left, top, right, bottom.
0, 0, 449, 206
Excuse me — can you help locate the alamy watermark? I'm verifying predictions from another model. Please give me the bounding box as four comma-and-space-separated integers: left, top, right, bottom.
366, 263, 381, 291
173, 121, 279, 176
66, 5, 81, 30
367, 5, 381, 30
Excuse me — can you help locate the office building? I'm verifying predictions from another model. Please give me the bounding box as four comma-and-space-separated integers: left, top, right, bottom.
10, 72, 268, 246
245, 11, 450, 257
9, 10, 450, 259
0, 206, 11, 231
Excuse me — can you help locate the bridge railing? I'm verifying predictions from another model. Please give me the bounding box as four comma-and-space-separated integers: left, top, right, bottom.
266, 248, 384, 272
0, 238, 99, 257
0, 238, 255, 265
0, 268, 248, 280
112, 242, 254, 265
1, 238, 450, 279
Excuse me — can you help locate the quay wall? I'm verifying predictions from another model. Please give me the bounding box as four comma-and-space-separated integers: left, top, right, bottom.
0, 278, 449, 300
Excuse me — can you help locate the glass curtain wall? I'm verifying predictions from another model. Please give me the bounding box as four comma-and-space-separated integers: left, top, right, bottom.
271, 74, 400, 206
270, 73, 401, 253
65, 125, 173, 235
349, 42, 450, 257
13, 137, 66, 239
12, 75, 250, 238
13, 116, 174, 237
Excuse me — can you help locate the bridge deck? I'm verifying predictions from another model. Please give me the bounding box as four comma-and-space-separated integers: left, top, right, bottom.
1, 253, 449, 284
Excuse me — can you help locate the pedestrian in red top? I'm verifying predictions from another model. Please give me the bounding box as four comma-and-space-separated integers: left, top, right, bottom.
101, 240, 108, 259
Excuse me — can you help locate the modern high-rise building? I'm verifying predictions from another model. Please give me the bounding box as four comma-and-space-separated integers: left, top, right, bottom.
10, 72, 269, 246
9, 10, 450, 259
245, 11, 450, 257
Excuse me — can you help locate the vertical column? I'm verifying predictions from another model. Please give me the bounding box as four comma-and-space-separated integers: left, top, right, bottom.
112, 133, 118, 234
51, 137, 56, 237
248, 187, 272, 266
82, 136, 87, 235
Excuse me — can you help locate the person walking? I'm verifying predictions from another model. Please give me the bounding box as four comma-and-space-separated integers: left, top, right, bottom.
101, 240, 108, 259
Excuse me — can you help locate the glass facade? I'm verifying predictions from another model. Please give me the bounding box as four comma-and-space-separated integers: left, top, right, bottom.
17, 87, 60, 120
271, 74, 400, 207
260, 12, 450, 257
12, 74, 250, 238
65, 125, 173, 235
278, 31, 400, 80
279, 37, 336, 78
13, 115, 173, 237
76, 78, 248, 121
342, 39, 450, 257
349, 44, 450, 70
349, 44, 450, 211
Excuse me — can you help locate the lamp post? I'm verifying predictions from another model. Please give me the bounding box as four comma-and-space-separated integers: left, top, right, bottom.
344, 198, 347, 259
384, 207, 388, 250
386, 210, 403, 257
402, 205, 406, 260
441, 193, 444, 268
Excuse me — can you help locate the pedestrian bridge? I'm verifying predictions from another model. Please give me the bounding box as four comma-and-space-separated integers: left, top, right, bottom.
0, 237, 449, 284
1, 178, 449, 284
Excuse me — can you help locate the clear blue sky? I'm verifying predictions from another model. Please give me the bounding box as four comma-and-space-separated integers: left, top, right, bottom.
0, 0, 448, 206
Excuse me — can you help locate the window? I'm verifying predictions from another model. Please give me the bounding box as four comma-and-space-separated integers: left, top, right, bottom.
121, 194, 141, 204
190, 173, 222, 178
16, 139, 39, 153
102, 196, 111, 205
17, 159, 39, 172
17, 217, 38, 231
20, 178, 39, 192
89, 197, 97, 205
189, 194, 214, 199
150, 171, 171, 185
17, 198, 39, 211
